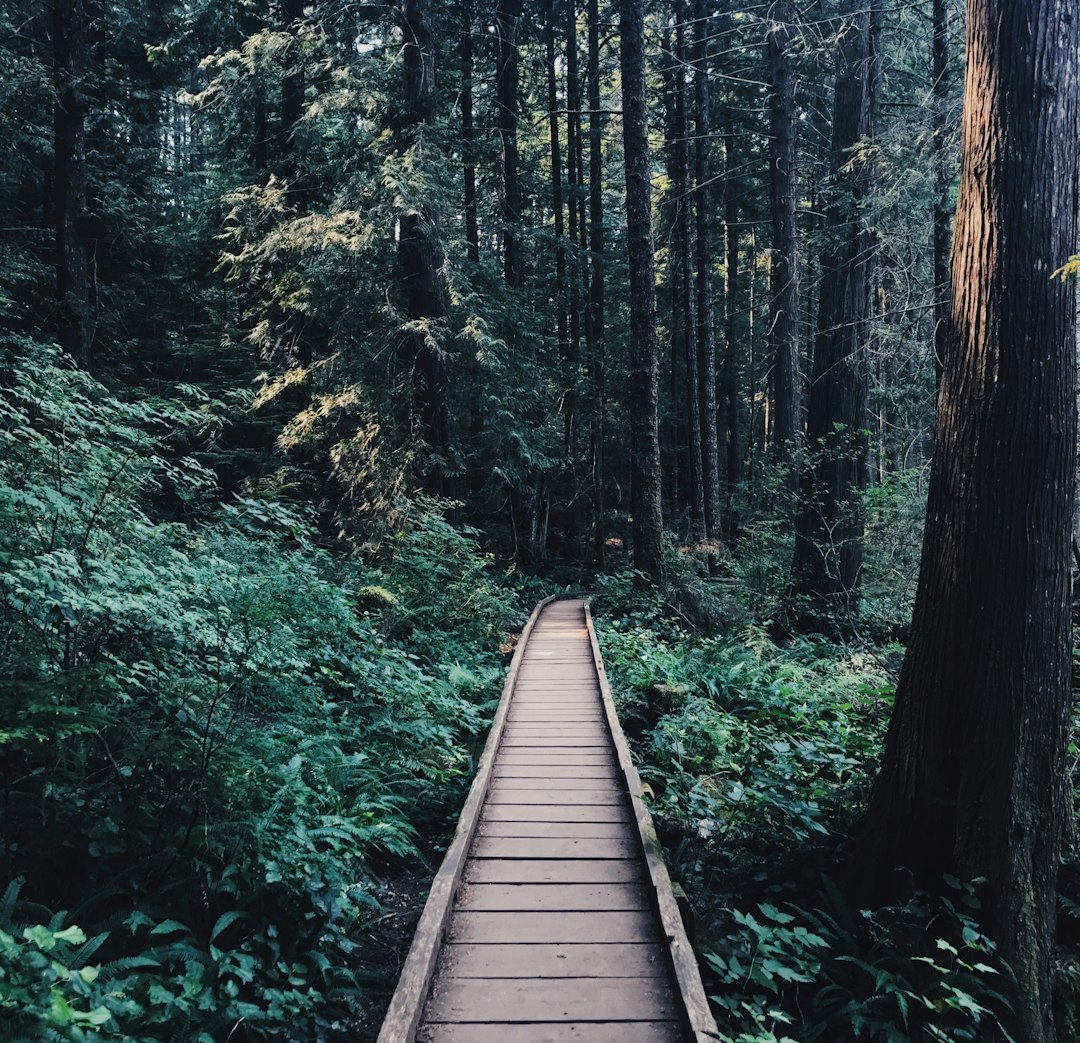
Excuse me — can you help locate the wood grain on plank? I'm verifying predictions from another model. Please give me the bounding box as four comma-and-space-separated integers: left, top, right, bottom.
424, 977, 677, 1023
492, 776, 622, 790
474, 821, 631, 839
436, 941, 667, 978
464, 858, 642, 883
482, 805, 629, 823
486, 788, 625, 806
470, 836, 638, 859
416, 1023, 681, 1043
493, 765, 619, 780
458, 882, 648, 911
448, 910, 658, 944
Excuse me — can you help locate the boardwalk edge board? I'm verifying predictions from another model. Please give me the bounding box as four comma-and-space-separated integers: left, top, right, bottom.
376, 595, 560, 1043
583, 601, 721, 1043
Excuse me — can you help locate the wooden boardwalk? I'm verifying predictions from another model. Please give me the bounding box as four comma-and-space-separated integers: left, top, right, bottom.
378, 598, 717, 1042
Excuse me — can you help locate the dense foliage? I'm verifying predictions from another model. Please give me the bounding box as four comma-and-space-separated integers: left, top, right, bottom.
594, 577, 1054, 1042
0, 347, 522, 1039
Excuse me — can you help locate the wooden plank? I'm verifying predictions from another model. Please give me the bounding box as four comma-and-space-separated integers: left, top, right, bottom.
459, 882, 648, 911
475, 821, 630, 839
470, 836, 638, 859
486, 788, 625, 806
493, 776, 622, 790
437, 941, 667, 978
500, 737, 609, 748
493, 764, 618, 779
424, 977, 677, 1023
482, 805, 629, 823
448, 910, 659, 944
502, 726, 609, 736
464, 858, 642, 883
375, 596, 559, 1043
507, 712, 604, 719
583, 602, 719, 1043
495, 753, 614, 765
417, 1022, 681, 1043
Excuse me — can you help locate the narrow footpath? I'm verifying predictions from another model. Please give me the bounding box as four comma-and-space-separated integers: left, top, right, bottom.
379, 598, 717, 1043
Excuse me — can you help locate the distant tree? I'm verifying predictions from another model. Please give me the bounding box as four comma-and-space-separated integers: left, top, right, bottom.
692, 0, 722, 542
855, 2, 1080, 1040
765, 0, 801, 487
619, 0, 663, 582
789, 0, 877, 628
586, 0, 607, 567
53, 0, 94, 367
397, 0, 448, 482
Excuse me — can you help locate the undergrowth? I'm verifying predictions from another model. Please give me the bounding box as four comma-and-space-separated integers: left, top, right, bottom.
593, 568, 1016, 1043
0, 345, 524, 1040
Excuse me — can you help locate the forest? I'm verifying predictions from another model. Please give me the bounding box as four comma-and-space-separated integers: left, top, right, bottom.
0, 0, 1078, 1039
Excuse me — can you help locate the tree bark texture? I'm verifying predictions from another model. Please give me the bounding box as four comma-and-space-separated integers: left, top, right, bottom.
790, 0, 874, 626
496, 0, 522, 288
693, 0, 722, 542
619, 0, 663, 583
931, 0, 952, 384
721, 121, 741, 539
766, 0, 801, 482
397, 0, 448, 476
671, 0, 704, 541
460, 0, 479, 264
53, 0, 93, 367
587, 0, 606, 568
857, 4, 1079, 1041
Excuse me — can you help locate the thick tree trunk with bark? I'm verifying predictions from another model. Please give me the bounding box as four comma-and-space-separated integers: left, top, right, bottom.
789, 0, 874, 627
53, 0, 93, 367
586, 0, 606, 568
766, 0, 800, 484
619, 0, 663, 583
855, 5, 1079, 1041
496, 0, 522, 288
397, 0, 448, 482
693, 0, 722, 542
931, 0, 951, 384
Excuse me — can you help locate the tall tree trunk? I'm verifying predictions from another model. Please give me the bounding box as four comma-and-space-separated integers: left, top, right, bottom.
547, 0, 577, 545
721, 122, 741, 538
672, 0, 704, 541
766, 0, 801, 487
397, 0, 447, 485
789, 0, 874, 628
460, 0, 479, 264
693, 0, 722, 541
931, 0, 951, 384
277, 0, 308, 364
566, 0, 588, 547
620, 0, 663, 583
53, 0, 92, 367
855, 3, 1079, 1040
586, 0, 606, 568
496, 0, 522, 288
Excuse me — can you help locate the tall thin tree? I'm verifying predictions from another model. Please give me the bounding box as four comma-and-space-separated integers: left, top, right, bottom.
53, 0, 93, 367
766, 0, 801, 486
693, 0, 722, 541
397, 0, 448, 484
789, 0, 875, 627
620, 0, 664, 582
586, 0, 606, 567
